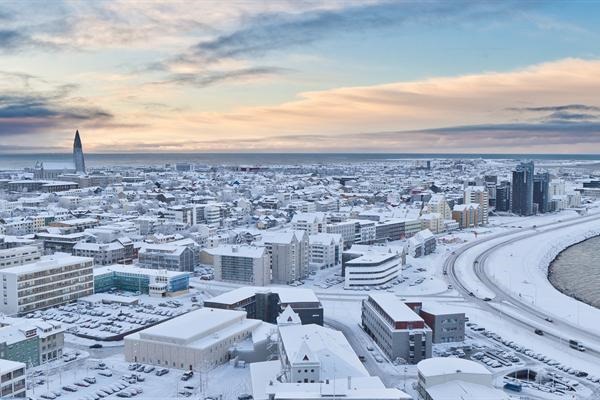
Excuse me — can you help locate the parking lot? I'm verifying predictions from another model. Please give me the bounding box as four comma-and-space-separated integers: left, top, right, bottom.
465, 320, 600, 395
28, 352, 251, 400
28, 295, 197, 340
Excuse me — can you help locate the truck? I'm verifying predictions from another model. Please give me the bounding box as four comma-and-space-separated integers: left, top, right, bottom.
569, 340, 585, 351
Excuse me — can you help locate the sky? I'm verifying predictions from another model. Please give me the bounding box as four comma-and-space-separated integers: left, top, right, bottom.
1, 0, 600, 154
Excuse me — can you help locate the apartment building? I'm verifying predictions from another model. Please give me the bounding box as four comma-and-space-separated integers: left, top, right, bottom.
407, 229, 436, 258
209, 245, 270, 286
0, 254, 94, 315
427, 194, 452, 220
451, 204, 480, 229
257, 230, 309, 284
361, 293, 432, 364
0, 359, 26, 398
73, 240, 133, 265
0, 317, 64, 366
464, 186, 489, 224
138, 244, 196, 272
0, 245, 42, 269
308, 233, 343, 270
291, 212, 327, 234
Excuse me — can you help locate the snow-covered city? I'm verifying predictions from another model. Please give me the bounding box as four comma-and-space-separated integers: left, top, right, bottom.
3, 2, 600, 399
1, 132, 600, 400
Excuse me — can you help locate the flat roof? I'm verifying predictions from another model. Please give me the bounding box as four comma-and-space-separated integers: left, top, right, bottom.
368, 293, 423, 323
206, 286, 319, 306
426, 381, 508, 400
94, 264, 189, 279
0, 254, 92, 275
208, 245, 265, 258
420, 302, 464, 316
417, 357, 490, 378
346, 252, 396, 265
135, 307, 246, 343
0, 359, 26, 371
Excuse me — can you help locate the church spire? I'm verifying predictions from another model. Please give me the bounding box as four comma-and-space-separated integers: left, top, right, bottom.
73, 130, 86, 174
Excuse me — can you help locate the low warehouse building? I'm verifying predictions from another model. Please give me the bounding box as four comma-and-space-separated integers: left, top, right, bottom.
124, 308, 266, 370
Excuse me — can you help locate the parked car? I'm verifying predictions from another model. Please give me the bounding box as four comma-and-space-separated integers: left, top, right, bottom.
534, 329, 544, 336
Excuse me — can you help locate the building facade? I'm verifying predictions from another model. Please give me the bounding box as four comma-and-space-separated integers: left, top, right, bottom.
511, 161, 534, 216
94, 265, 189, 296
361, 294, 432, 364
0, 255, 94, 315
210, 245, 270, 286
344, 251, 401, 288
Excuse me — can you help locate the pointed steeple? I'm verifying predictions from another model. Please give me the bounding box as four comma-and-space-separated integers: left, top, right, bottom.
73, 129, 86, 174
277, 305, 302, 326
293, 340, 318, 365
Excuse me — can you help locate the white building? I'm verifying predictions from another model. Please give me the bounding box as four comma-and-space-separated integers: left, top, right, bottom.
250, 310, 410, 400
417, 357, 509, 400
427, 194, 452, 220
73, 241, 129, 265
257, 230, 309, 284
0, 245, 41, 269
407, 229, 436, 258
419, 213, 444, 234
0, 359, 26, 398
309, 233, 343, 270
291, 212, 327, 235
344, 250, 401, 289
0, 254, 94, 315
0, 316, 64, 365
124, 308, 264, 370
209, 245, 270, 286
464, 186, 489, 225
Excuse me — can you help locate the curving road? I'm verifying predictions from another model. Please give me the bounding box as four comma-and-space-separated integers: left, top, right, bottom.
446, 212, 600, 359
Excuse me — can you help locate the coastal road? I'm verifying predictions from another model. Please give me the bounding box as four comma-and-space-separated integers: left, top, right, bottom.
446, 211, 600, 359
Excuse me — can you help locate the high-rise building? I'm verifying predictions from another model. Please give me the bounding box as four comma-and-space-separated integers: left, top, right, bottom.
495, 181, 511, 212
73, 130, 86, 174
511, 161, 534, 216
533, 172, 550, 214
464, 186, 489, 224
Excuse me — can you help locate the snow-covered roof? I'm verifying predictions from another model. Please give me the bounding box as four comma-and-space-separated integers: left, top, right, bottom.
0, 359, 25, 372
368, 293, 423, 323
208, 244, 266, 258
206, 286, 319, 306
132, 307, 249, 344
1, 253, 92, 275
94, 264, 189, 279
279, 324, 369, 379
426, 381, 509, 400
308, 232, 342, 245
417, 357, 490, 378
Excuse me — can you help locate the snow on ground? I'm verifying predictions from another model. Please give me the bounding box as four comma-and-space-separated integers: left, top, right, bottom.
28, 350, 251, 400
486, 216, 600, 336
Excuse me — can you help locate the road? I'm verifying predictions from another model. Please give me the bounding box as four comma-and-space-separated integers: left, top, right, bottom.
446, 211, 600, 361
324, 317, 415, 389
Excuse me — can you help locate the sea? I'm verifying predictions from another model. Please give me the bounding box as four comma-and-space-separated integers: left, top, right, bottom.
1, 153, 600, 169
549, 236, 600, 309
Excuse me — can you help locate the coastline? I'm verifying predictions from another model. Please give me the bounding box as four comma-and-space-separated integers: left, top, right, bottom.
548, 235, 600, 309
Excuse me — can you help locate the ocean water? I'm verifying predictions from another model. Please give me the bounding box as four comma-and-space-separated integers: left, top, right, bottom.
549, 236, 600, 309
1, 152, 600, 169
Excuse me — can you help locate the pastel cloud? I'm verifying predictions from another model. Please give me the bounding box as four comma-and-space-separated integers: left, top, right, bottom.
94, 57, 597, 153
